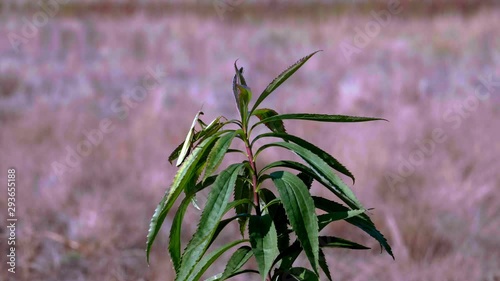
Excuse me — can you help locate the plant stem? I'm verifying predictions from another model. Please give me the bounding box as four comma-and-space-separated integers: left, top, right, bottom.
244, 132, 261, 216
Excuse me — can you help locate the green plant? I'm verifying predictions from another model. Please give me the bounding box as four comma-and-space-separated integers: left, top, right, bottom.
146, 51, 394, 281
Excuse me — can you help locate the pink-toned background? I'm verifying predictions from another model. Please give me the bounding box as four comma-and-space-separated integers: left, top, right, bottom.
0, 1, 499, 280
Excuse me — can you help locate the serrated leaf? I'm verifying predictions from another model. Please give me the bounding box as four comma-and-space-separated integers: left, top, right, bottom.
277, 240, 302, 273
317, 208, 366, 230
314, 196, 393, 258
255, 133, 355, 183
190, 239, 248, 281
208, 203, 253, 249
271, 171, 319, 275
253, 108, 286, 133
282, 267, 319, 281
175, 163, 245, 281
258, 142, 362, 210
169, 195, 193, 272
250, 50, 321, 113
219, 246, 253, 280
249, 214, 279, 281
259, 188, 289, 253
170, 159, 220, 272
265, 159, 393, 257
255, 113, 387, 125
319, 236, 371, 250
318, 248, 332, 281
204, 131, 238, 181
147, 135, 218, 263
262, 161, 392, 257
234, 175, 253, 236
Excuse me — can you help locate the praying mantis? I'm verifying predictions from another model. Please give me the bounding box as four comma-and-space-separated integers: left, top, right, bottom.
169, 109, 226, 167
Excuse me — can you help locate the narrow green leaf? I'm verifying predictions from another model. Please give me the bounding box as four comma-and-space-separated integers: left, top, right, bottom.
261, 161, 363, 224
193, 174, 217, 193
271, 171, 319, 275
147, 135, 218, 263
253, 108, 286, 133
219, 246, 253, 280
169, 195, 193, 272
237, 84, 252, 107
250, 50, 321, 113
208, 215, 247, 249
264, 163, 391, 256
257, 142, 362, 210
319, 236, 371, 250
275, 236, 367, 280
276, 240, 301, 272
255, 133, 355, 183
190, 239, 248, 281
249, 214, 279, 281
259, 188, 289, 253
204, 131, 238, 181
176, 163, 245, 281
170, 159, 218, 271
259, 160, 312, 177
234, 174, 253, 236
212, 270, 259, 281
208, 206, 253, 249
318, 248, 333, 281
261, 198, 281, 212
317, 209, 366, 230
282, 267, 319, 281
314, 196, 394, 258
236, 84, 252, 122
255, 113, 387, 126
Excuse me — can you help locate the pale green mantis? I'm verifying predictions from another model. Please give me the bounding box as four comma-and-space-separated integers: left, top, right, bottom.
171, 109, 226, 167
171, 110, 227, 210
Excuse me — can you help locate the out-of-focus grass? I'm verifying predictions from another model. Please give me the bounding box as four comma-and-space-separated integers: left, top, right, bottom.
0, 4, 499, 281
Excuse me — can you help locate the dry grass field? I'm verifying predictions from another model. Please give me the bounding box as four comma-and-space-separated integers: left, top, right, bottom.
0, 1, 499, 280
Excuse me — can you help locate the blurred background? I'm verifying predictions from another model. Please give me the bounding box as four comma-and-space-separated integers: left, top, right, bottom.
0, 0, 499, 280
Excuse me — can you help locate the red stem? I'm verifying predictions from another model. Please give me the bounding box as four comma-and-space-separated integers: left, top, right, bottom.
245, 141, 261, 216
